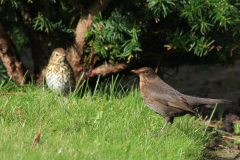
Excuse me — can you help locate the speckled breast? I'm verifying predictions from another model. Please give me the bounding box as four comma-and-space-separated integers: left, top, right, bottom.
46, 71, 72, 95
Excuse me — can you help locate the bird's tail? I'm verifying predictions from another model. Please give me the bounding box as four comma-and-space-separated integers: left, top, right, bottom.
185, 96, 232, 105
201, 98, 232, 104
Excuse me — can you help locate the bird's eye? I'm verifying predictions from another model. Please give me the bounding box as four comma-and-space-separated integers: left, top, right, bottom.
145, 70, 148, 73
56, 54, 58, 56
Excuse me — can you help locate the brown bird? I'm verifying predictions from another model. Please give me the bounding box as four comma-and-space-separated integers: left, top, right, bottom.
131, 67, 231, 135
45, 48, 76, 95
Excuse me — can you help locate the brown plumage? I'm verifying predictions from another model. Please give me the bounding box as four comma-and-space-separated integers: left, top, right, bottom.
131, 67, 231, 135
45, 48, 76, 95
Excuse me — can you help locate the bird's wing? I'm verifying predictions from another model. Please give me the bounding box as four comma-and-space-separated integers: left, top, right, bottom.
150, 92, 197, 114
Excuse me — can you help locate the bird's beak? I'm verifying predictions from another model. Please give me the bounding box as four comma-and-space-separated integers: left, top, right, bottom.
131, 70, 141, 74
60, 56, 65, 61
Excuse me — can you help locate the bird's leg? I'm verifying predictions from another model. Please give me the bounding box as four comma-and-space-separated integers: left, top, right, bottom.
158, 117, 171, 135
159, 122, 168, 134
167, 117, 174, 135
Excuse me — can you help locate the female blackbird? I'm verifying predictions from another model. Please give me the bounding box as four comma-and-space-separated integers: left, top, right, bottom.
131, 67, 231, 135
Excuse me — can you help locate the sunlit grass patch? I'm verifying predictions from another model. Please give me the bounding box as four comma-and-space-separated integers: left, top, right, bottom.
0, 78, 208, 160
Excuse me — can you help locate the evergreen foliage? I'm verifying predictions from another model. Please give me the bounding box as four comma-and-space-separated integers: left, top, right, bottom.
85, 0, 240, 64
0, 0, 240, 79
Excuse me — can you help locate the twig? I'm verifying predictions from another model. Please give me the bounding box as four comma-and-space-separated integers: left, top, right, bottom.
233, 121, 240, 124
0, 92, 25, 96
218, 144, 227, 148
155, 53, 164, 73
222, 135, 235, 140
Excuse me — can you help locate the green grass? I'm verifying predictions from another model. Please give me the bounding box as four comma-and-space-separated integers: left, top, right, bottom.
234, 123, 240, 134
0, 78, 209, 160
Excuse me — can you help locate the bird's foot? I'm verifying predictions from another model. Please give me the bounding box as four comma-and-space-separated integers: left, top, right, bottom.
153, 132, 163, 137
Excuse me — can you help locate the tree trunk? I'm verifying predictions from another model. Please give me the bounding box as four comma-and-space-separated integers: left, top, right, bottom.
0, 22, 29, 85
67, 0, 112, 83
18, 2, 55, 83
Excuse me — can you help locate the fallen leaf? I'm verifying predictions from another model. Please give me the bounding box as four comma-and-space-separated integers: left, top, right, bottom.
166, 45, 172, 50
230, 46, 239, 56
32, 122, 42, 147
150, 119, 153, 126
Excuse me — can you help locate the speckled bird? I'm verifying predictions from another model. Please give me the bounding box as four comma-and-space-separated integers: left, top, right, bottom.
45, 48, 76, 95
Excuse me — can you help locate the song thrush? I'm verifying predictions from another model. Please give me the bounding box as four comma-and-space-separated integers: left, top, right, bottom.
46, 48, 76, 95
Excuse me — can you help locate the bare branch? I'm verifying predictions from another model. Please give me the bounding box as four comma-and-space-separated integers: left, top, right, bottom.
0, 22, 29, 85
